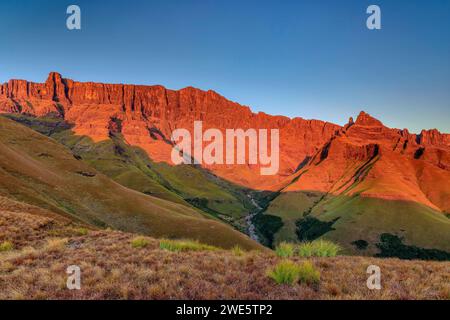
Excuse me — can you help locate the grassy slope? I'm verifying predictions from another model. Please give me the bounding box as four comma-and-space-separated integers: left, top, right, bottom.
257, 133, 450, 256
262, 188, 450, 255
264, 191, 323, 244
0, 116, 261, 250
311, 195, 450, 255
0, 204, 448, 300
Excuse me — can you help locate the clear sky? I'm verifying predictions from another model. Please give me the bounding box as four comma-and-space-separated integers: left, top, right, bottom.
1, 0, 449, 133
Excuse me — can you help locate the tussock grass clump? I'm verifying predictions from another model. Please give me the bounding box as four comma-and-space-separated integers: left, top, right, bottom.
231, 245, 245, 256
159, 239, 218, 252
297, 240, 341, 257
275, 242, 295, 257
45, 238, 67, 251
267, 260, 321, 286
74, 227, 89, 236
297, 261, 321, 285
131, 237, 150, 248
267, 260, 304, 285
0, 241, 14, 252
267, 260, 302, 285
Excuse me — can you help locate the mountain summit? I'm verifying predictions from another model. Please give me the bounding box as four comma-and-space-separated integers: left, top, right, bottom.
355, 111, 384, 127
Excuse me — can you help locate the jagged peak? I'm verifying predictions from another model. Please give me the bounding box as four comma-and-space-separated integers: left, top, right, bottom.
355, 111, 384, 127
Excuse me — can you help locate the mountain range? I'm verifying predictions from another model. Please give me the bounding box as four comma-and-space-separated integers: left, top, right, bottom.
1, 72, 449, 257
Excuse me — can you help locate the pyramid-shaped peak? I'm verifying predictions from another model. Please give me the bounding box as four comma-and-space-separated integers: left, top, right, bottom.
355, 111, 383, 127
46, 72, 63, 83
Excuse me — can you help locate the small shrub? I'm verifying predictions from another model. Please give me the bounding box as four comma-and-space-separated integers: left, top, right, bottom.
297, 261, 321, 285
159, 239, 218, 252
131, 237, 149, 248
0, 241, 14, 252
297, 240, 341, 257
275, 242, 295, 257
253, 214, 284, 247
75, 227, 88, 236
267, 260, 301, 285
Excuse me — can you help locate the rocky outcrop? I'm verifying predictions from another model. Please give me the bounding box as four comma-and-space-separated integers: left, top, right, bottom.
355, 111, 384, 127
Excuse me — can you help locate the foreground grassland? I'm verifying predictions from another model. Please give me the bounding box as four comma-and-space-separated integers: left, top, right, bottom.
0, 209, 448, 300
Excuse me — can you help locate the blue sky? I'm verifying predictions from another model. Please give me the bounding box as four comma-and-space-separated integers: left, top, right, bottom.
0, 0, 449, 133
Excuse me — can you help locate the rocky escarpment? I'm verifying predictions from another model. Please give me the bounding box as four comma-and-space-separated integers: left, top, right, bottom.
0, 72, 341, 189
1, 73, 449, 190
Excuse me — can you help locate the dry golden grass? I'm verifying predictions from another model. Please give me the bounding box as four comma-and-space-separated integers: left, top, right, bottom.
0, 198, 92, 250
0, 208, 449, 300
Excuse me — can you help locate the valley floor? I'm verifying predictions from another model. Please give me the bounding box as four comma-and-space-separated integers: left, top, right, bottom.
0, 208, 448, 300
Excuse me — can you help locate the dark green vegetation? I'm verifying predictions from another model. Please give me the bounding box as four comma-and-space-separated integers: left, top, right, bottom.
252, 214, 283, 247
267, 260, 320, 286
259, 190, 324, 244
296, 217, 339, 241
376, 233, 450, 261
352, 240, 369, 250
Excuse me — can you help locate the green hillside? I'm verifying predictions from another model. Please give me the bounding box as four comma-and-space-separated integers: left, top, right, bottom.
260, 189, 450, 257
0, 115, 262, 250
4, 114, 254, 231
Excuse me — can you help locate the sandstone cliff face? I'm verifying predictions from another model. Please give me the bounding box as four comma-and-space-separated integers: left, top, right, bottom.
284, 111, 450, 213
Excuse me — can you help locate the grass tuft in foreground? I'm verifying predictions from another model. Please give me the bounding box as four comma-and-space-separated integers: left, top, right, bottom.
267, 260, 321, 286
131, 237, 150, 249
231, 245, 245, 256
297, 240, 341, 257
159, 239, 218, 252
0, 241, 14, 252
297, 261, 321, 285
267, 260, 302, 285
275, 242, 295, 257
